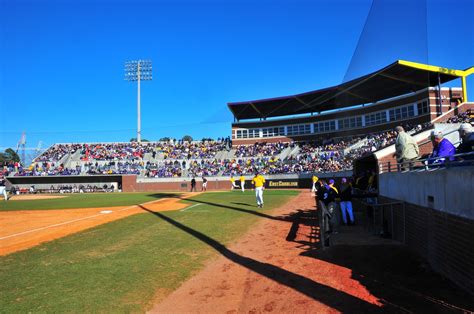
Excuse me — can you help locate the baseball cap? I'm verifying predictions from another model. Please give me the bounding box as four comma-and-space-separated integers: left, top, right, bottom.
329, 179, 335, 185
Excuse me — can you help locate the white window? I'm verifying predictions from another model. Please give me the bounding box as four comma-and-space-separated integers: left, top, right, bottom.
365, 111, 387, 126
287, 124, 311, 136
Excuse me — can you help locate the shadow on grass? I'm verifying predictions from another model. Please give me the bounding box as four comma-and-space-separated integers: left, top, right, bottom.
151, 192, 322, 249
147, 193, 182, 199
176, 194, 322, 242
139, 205, 380, 312
230, 202, 254, 207
178, 196, 306, 223
148, 191, 315, 226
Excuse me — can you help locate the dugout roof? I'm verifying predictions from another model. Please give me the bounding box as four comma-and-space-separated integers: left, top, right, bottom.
228, 60, 474, 120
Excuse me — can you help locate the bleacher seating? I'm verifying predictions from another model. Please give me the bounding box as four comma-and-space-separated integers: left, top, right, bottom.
5, 122, 446, 178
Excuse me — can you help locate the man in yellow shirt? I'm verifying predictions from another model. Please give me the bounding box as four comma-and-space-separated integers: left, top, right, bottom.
251, 172, 266, 208
239, 174, 245, 192
311, 174, 319, 193
230, 175, 238, 190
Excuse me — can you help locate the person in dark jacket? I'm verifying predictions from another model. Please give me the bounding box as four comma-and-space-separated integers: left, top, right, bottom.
315, 179, 326, 207
316, 180, 331, 246
326, 179, 339, 205
317, 179, 339, 236
339, 177, 354, 225
190, 177, 196, 192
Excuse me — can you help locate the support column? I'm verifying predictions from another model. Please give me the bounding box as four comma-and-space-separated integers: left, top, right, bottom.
462, 76, 468, 103
137, 64, 141, 143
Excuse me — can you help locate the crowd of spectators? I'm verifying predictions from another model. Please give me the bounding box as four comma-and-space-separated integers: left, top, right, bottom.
158, 140, 226, 160
188, 159, 222, 177
35, 144, 82, 162
194, 153, 353, 177
347, 131, 399, 157
145, 160, 183, 178
81, 143, 154, 161
1, 161, 20, 177
12, 163, 80, 176
34, 139, 230, 164
234, 142, 291, 158
446, 112, 472, 124
9, 184, 117, 194
285, 151, 353, 173
6, 120, 463, 180
85, 161, 143, 175
344, 123, 433, 158
298, 138, 360, 155
0, 135, 396, 178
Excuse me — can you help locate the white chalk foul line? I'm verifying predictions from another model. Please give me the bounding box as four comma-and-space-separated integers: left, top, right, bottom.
0, 199, 166, 241
180, 203, 202, 212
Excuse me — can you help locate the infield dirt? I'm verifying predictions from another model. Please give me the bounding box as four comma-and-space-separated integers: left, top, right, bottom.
8, 195, 67, 201
0, 193, 198, 256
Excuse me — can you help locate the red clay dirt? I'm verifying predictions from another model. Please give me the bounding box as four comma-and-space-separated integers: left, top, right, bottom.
150, 190, 474, 313
0, 193, 198, 256
8, 195, 67, 201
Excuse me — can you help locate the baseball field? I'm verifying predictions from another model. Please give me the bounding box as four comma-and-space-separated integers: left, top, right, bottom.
0, 190, 299, 312
2, 190, 473, 313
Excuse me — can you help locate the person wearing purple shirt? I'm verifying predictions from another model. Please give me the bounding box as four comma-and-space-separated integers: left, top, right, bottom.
429, 131, 456, 164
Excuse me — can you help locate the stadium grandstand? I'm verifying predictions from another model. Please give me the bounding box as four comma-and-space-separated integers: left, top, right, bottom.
3, 0, 474, 310
228, 60, 470, 143
2, 60, 473, 194
2, 59, 474, 300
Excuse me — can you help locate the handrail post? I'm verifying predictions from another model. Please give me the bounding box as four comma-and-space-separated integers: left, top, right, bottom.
403, 202, 406, 244
391, 204, 394, 240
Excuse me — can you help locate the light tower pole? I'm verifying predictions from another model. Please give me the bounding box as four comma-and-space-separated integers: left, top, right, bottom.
125, 60, 152, 142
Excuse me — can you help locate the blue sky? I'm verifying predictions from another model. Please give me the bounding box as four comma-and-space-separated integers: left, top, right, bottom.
1, 0, 473, 152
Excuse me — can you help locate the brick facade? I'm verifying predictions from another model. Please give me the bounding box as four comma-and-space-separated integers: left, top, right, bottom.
122, 175, 233, 192
231, 88, 463, 145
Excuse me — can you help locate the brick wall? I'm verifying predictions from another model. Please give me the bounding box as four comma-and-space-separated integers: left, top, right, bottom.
367, 196, 474, 294
121, 175, 232, 192
431, 102, 473, 123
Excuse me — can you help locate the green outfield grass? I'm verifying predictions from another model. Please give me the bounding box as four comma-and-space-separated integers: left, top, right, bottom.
0, 190, 300, 312
0, 192, 179, 211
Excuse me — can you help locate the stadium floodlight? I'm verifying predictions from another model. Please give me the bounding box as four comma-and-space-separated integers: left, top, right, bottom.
124, 60, 152, 142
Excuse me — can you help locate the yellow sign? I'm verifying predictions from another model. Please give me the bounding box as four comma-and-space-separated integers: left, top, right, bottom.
269, 181, 298, 187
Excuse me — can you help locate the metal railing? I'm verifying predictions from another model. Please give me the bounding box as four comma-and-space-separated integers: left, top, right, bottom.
380, 151, 474, 173
354, 198, 406, 242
